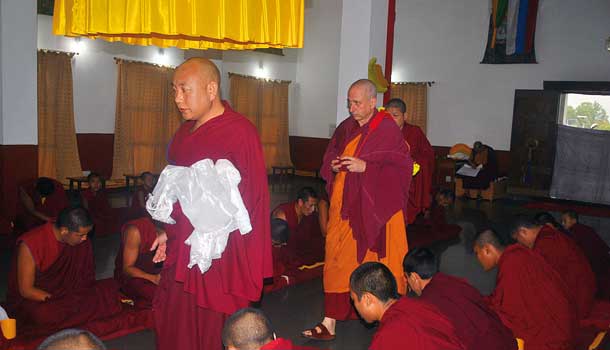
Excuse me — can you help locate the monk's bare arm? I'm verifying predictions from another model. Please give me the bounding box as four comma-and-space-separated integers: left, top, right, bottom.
318, 199, 329, 237
16, 243, 52, 301
272, 208, 287, 221
19, 188, 50, 222
122, 226, 160, 285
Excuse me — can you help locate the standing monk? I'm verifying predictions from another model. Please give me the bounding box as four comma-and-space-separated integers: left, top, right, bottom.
385, 98, 434, 224
151, 58, 271, 350
302, 79, 413, 340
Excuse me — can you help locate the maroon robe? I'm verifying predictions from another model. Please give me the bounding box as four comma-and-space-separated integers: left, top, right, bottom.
534, 226, 596, 320
420, 272, 516, 350
408, 204, 461, 248
261, 338, 326, 350
370, 296, 463, 350
486, 244, 576, 350
402, 124, 434, 224
274, 202, 325, 265
114, 218, 162, 309
154, 102, 271, 350
568, 223, 610, 299
81, 189, 122, 236
18, 179, 68, 231
6, 223, 122, 334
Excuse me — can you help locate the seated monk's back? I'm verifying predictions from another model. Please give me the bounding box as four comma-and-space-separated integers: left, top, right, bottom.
420, 272, 516, 350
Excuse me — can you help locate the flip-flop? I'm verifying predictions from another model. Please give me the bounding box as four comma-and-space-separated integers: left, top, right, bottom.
301, 323, 336, 341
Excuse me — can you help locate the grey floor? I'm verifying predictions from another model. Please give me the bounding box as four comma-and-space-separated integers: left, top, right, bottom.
4, 176, 610, 350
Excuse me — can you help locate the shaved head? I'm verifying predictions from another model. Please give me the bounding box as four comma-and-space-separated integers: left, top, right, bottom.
474, 229, 505, 250
222, 308, 274, 350
177, 57, 221, 86
38, 329, 105, 350
349, 79, 377, 99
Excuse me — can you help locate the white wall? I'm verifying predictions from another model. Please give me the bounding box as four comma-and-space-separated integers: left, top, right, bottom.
37, 15, 185, 134
293, 0, 343, 138
1, 0, 37, 145
393, 0, 610, 150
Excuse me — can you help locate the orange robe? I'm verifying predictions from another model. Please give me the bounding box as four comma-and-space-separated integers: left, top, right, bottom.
322, 113, 412, 319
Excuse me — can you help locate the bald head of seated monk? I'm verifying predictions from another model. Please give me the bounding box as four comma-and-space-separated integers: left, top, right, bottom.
402, 248, 517, 350
270, 218, 290, 246
222, 308, 322, 350
37, 328, 106, 350
349, 262, 463, 350
473, 229, 576, 350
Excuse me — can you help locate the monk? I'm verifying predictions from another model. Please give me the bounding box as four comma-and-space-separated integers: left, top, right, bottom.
349, 262, 463, 349
385, 98, 434, 223
272, 187, 325, 265
37, 328, 106, 350
562, 210, 610, 298
302, 79, 413, 340
457, 141, 498, 193
408, 189, 462, 248
129, 172, 155, 219
403, 247, 516, 349
151, 58, 271, 350
17, 177, 69, 231
473, 229, 576, 350
114, 217, 163, 309
81, 172, 121, 236
6, 207, 122, 334
222, 308, 324, 350
510, 215, 596, 320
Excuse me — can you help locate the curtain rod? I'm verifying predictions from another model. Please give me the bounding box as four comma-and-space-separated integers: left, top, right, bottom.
38, 49, 78, 57
392, 81, 435, 87
113, 57, 175, 68
228, 72, 291, 84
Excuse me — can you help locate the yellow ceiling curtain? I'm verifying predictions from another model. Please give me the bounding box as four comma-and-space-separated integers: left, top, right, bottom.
53, 0, 304, 50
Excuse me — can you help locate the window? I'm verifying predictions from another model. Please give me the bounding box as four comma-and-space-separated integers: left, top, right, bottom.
561, 93, 610, 131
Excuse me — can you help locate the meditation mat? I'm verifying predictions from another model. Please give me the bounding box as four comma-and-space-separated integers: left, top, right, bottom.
0, 300, 153, 350
523, 201, 610, 218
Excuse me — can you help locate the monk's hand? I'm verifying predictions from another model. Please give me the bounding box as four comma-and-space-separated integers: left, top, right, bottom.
152, 274, 161, 286
151, 232, 168, 263
331, 158, 342, 173
340, 156, 366, 173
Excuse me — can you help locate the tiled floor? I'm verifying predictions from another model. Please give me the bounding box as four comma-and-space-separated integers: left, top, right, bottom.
3, 176, 610, 350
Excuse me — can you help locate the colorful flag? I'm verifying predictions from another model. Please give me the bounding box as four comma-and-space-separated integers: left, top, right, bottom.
482, 0, 539, 64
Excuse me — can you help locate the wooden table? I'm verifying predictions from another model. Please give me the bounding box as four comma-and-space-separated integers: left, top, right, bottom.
66, 176, 106, 191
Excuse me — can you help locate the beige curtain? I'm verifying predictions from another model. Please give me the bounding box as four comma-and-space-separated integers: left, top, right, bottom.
390, 83, 428, 134
111, 60, 181, 179
229, 73, 292, 171
38, 50, 82, 182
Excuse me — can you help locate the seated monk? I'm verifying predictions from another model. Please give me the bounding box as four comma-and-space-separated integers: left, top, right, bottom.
222, 307, 324, 350
81, 172, 121, 236
6, 207, 122, 334
349, 262, 463, 350
114, 217, 164, 308
409, 189, 461, 247
271, 187, 325, 265
129, 172, 155, 219
457, 141, 498, 192
385, 98, 435, 223
562, 210, 610, 299
474, 229, 576, 350
37, 328, 106, 350
17, 177, 69, 232
510, 215, 596, 320
403, 248, 516, 349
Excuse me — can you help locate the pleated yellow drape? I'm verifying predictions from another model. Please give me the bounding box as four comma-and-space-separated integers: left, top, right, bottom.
229, 73, 292, 171
53, 0, 304, 50
111, 60, 181, 179
390, 83, 428, 134
38, 51, 83, 182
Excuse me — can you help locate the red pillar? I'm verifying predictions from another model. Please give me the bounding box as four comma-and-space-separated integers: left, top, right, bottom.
383, 0, 396, 104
